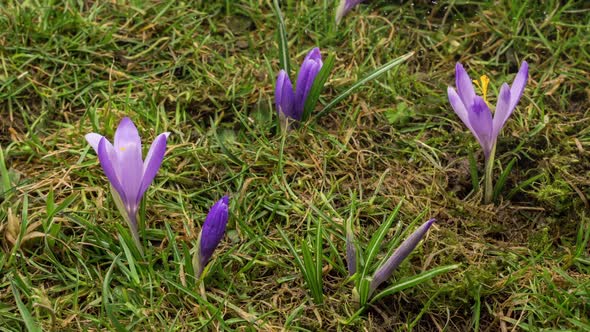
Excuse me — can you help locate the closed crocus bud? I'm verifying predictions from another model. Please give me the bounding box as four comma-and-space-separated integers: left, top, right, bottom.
346, 222, 357, 276
335, 0, 364, 24
369, 218, 435, 294
195, 196, 230, 278
274, 48, 323, 128
275, 69, 295, 123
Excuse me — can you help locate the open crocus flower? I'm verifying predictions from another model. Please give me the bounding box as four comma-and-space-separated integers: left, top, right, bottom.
448, 61, 528, 158
335, 0, 363, 24
275, 48, 323, 126
194, 196, 230, 278
85, 117, 170, 252
448, 61, 528, 203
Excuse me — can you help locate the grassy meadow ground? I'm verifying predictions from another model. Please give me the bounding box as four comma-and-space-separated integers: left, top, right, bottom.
1, 0, 590, 331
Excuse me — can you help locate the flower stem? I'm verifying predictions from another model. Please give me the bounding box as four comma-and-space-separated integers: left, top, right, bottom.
129, 214, 144, 257
484, 144, 496, 204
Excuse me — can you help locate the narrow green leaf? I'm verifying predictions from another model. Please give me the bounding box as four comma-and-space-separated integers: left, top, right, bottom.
103, 254, 128, 332
468, 149, 480, 192
277, 226, 307, 281
272, 0, 290, 73
506, 173, 544, 200
182, 242, 195, 285
314, 52, 414, 119
0, 144, 12, 197
574, 217, 590, 259
493, 157, 517, 201
360, 200, 403, 281
314, 219, 323, 297
302, 54, 335, 121
118, 234, 140, 285
472, 284, 482, 332
357, 200, 403, 305
370, 264, 460, 303
300, 238, 321, 303
213, 124, 243, 166
357, 276, 372, 307
10, 281, 42, 332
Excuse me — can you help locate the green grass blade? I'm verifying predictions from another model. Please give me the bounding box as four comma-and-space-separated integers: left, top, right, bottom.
468, 149, 480, 192
314, 218, 323, 301
213, 124, 243, 166
370, 264, 460, 303
277, 227, 309, 287
506, 173, 545, 200
357, 200, 403, 305
360, 200, 403, 280
102, 254, 127, 332
118, 234, 140, 285
493, 157, 517, 201
314, 51, 414, 119
0, 144, 12, 197
302, 54, 335, 121
472, 284, 482, 332
10, 281, 42, 332
300, 238, 322, 303
272, 0, 290, 73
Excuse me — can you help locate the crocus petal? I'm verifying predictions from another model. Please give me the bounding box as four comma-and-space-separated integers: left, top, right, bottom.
468, 96, 494, 157
197, 196, 230, 276
275, 70, 295, 120
97, 137, 127, 203
447, 87, 475, 133
346, 220, 356, 276
294, 58, 322, 119
509, 61, 528, 111
137, 132, 170, 203
491, 83, 512, 141
455, 63, 477, 110
85, 133, 105, 153
303, 47, 323, 66
370, 219, 436, 293
113, 117, 143, 210
335, 0, 364, 24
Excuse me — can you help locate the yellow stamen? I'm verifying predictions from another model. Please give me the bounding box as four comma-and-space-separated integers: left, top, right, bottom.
119, 147, 126, 151
472, 75, 490, 103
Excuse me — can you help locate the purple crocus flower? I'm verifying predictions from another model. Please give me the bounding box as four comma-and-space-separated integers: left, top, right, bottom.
346, 222, 357, 276
335, 0, 364, 24
369, 218, 435, 294
447, 61, 529, 158
195, 196, 230, 278
85, 117, 169, 251
275, 48, 323, 125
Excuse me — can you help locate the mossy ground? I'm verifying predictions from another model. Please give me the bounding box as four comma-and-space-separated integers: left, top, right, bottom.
1, 1, 589, 331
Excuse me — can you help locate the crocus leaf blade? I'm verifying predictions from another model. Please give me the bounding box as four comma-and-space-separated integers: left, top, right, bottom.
370, 264, 460, 303
10, 281, 42, 332
0, 144, 12, 198
493, 157, 517, 201
314, 51, 414, 120
507, 173, 545, 200
102, 254, 128, 332
277, 226, 307, 279
314, 219, 323, 297
118, 234, 140, 284
468, 149, 480, 192
272, 0, 290, 74
213, 126, 243, 166
359, 200, 403, 283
